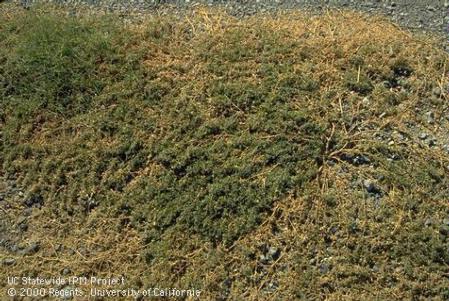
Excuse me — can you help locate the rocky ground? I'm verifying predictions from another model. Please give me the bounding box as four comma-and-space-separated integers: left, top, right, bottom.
13, 0, 449, 38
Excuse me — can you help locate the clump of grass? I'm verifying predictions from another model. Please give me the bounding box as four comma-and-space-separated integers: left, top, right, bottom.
1, 4, 448, 300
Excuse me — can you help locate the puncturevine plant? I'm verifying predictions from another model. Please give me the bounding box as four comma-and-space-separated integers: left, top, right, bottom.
1, 3, 448, 300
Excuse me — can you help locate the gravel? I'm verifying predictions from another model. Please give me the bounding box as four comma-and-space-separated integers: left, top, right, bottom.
8, 0, 449, 40
23, 193, 44, 208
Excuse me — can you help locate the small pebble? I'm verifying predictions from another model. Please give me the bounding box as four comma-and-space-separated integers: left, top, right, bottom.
267, 281, 279, 291
426, 138, 436, 147
353, 155, 371, 165
19, 223, 28, 232
3, 258, 16, 266
319, 263, 330, 274
425, 111, 435, 124
22, 208, 33, 216
21, 242, 40, 256
268, 247, 280, 260
259, 254, 269, 264
363, 179, 380, 194
419, 132, 428, 140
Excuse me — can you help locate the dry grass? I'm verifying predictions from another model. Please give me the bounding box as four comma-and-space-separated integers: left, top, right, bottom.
1, 3, 448, 300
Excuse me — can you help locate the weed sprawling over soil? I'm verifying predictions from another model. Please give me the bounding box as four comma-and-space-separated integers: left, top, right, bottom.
1, 4, 448, 300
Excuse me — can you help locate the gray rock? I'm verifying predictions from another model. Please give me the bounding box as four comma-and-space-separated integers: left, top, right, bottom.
22, 208, 33, 216
259, 245, 281, 263
319, 263, 330, 274
425, 111, 435, 124
426, 138, 436, 147
23, 194, 43, 208
21, 242, 40, 255
268, 246, 280, 260
10, 244, 19, 253
259, 254, 269, 264
353, 155, 371, 165
363, 179, 380, 194
2, 258, 16, 266
419, 132, 428, 140
392, 131, 405, 141
329, 225, 338, 234
19, 223, 28, 232
266, 280, 279, 292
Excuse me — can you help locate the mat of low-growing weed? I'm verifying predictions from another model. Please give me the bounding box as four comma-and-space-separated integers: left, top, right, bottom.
1, 4, 448, 300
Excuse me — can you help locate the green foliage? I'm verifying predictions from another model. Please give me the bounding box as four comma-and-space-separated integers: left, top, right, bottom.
344, 70, 374, 95
1, 8, 449, 299
0, 11, 324, 246
2, 16, 113, 115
